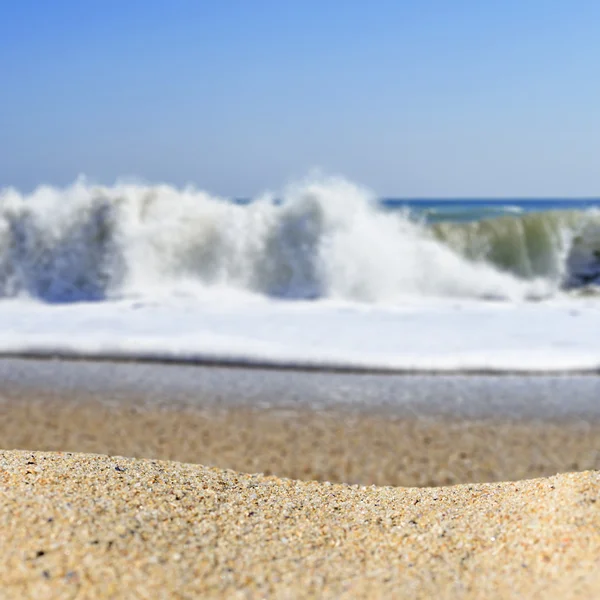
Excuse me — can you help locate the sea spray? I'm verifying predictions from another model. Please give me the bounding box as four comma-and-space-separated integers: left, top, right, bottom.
0, 176, 598, 303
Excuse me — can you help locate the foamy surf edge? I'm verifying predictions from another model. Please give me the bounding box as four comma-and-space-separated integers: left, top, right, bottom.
1, 348, 598, 375
0, 295, 598, 374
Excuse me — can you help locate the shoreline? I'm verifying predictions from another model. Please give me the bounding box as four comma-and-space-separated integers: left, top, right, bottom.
3, 359, 600, 421
2, 351, 600, 375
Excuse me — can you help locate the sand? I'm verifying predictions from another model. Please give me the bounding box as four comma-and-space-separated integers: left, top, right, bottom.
1, 450, 599, 599
1, 382, 600, 598
2, 388, 600, 487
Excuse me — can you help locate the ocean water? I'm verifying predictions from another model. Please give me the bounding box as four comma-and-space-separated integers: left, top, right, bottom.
0, 176, 598, 371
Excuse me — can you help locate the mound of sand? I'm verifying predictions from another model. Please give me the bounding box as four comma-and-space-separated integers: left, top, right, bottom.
1, 450, 599, 599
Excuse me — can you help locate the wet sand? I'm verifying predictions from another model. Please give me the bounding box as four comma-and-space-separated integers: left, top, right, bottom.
1, 389, 600, 487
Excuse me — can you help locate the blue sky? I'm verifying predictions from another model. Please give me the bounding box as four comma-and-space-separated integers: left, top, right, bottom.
1, 1, 599, 197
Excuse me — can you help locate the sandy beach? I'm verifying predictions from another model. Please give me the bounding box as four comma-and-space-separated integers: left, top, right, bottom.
0, 364, 600, 598
1, 450, 599, 599
2, 389, 600, 488
2, 360, 600, 487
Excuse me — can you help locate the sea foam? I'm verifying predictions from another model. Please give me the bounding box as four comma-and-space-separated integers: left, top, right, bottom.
0, 176, 597, 304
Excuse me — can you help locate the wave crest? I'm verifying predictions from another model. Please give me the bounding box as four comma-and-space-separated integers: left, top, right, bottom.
0, 177, 597, 303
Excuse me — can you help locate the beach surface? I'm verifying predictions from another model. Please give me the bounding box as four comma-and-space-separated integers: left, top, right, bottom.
1, 360, 600, 598
1, 450, 600, 599
2, 360, 600, 486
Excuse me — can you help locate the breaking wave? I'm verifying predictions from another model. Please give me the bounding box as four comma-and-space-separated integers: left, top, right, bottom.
0, 176, 598, 303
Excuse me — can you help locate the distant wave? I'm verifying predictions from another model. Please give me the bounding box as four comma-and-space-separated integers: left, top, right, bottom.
418, 204, 524, 223
0, 176, 598, 303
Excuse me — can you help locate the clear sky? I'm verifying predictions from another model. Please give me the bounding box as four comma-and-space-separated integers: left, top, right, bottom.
1, 0, 599, 197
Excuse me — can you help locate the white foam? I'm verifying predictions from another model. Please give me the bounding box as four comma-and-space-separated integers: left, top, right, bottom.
0, 176, 557, 303
0, 295, 597, 372
0, 176, 598, 372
